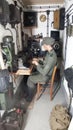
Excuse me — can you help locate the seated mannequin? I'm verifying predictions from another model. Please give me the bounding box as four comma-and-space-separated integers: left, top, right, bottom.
25, 37, 57, 102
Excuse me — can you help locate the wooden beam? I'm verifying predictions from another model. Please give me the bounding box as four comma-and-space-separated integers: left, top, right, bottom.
22, 0, 64, 6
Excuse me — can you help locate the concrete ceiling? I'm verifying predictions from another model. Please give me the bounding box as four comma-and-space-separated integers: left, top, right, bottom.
22, 0, 64, 6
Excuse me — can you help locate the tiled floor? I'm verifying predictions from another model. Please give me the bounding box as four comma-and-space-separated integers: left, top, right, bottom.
23, 85, 67, 130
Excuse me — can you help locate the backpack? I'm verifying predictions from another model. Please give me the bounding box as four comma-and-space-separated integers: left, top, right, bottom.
50, 104, 71, 130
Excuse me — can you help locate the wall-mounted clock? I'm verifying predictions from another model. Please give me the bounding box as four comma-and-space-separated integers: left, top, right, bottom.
40, 14, 46, 22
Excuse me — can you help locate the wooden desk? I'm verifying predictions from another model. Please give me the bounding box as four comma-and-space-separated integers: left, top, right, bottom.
15, 57, 43, 76
15, 69, 31, 75
15, 66, 33, 75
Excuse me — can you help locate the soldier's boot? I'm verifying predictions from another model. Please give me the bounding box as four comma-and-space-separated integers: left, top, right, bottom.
25, 87, 36, 102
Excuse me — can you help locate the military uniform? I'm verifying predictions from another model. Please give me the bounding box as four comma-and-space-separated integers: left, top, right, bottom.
26, 37, 57, 101
27, 49, 57, 85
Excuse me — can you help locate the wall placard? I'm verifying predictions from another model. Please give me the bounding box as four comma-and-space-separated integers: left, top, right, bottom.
24, 11, 37, 27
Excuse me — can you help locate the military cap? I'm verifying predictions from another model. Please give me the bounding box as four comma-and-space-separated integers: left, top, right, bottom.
41, 37, 55, 46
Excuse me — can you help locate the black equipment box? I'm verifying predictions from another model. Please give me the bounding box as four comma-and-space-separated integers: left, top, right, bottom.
0, 110, 23, 130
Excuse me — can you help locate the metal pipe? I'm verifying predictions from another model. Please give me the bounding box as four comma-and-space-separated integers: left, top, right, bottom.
65, 4, 73, 14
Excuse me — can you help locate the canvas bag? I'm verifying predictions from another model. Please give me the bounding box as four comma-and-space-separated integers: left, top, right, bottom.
50, 104, 71, 130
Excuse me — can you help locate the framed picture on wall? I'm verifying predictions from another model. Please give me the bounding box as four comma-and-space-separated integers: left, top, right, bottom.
23, 11, 37, 27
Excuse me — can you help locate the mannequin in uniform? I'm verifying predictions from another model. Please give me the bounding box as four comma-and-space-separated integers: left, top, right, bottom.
26, 37, 57, 102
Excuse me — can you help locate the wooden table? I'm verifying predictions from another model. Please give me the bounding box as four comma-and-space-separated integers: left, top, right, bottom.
15, 65, 33, 75
15, 68, 31, 75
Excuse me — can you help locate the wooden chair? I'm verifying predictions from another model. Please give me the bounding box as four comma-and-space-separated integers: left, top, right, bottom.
36, 65, 58, 100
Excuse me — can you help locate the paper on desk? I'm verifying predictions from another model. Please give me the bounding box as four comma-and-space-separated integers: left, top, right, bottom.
18, 66, 29, 70
16, 68, 31, 75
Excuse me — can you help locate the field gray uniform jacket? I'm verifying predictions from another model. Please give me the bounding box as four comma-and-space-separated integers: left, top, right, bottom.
28, 49, 57, 85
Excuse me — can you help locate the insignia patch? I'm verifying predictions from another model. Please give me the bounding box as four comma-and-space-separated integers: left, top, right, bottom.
50, 53, 53, 57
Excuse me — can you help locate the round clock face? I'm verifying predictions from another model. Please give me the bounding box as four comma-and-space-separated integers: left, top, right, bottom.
40, 14, 46, 22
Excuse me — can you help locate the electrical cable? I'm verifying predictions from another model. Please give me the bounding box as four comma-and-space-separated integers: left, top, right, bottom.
64, 65, 73, 112
46, 10, 50, 37
68, 86, 72, 112
63, 15, 72, 113
65, 8, 73, 18
65, 4, 73, 14
65, 11, 73, 24
64, 27, 68, 66
64, 9, 71, 65
65, 4, 73, 25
